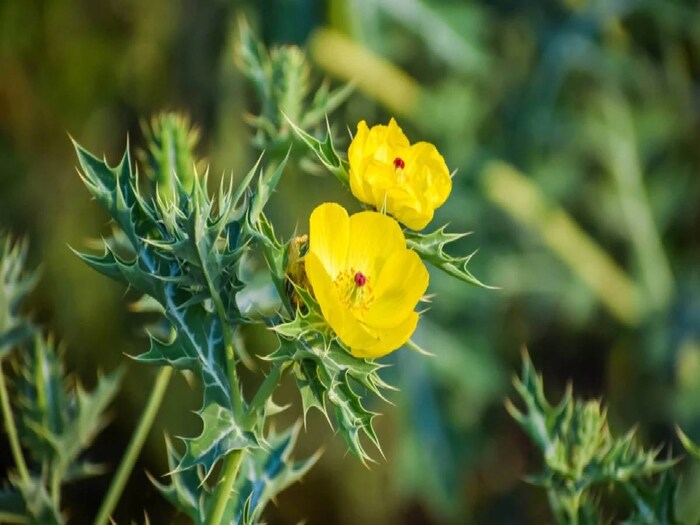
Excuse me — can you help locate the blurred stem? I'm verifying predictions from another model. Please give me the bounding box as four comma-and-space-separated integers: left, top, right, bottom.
309, 28, 421, 118
50, 468, 61, 508
482, 161, 644, 325
206, 449, 244, 525
598, 95, 674, 311
0, 367, 30, 484
94, 366, 173, 525
0, 512, 27, 524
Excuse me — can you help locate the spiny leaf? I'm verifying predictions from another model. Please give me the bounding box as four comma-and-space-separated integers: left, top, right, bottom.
13, 334, 121, 486
0, 234, 38, 359
269, 334, 390, 463
53, 368, 122, 472
152, 424, 317, 525
622, 471, 681, 525
285, 116, 349, 186
11, 475, 62, 525
237, 17, 352, 154
509, 351, 681, 523
74, 139, 265, 474
139, 112, 200, 201
406, 226, 490, 288
176, 402, 258, 479
14, 335, 67, 465
223, 422, 320, 525
248, 150, 289, 225
149, 437, 203, 520
245, 211, 290, 315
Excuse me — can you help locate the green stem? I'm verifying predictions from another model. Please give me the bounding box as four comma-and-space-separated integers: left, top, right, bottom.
94, 366, 173, 525
0, 367, 30, 484
50, 467, 61, 508
206, 449, 244, 525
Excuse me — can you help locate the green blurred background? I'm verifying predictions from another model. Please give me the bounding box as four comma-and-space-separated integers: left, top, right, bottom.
2, 0, 700, 523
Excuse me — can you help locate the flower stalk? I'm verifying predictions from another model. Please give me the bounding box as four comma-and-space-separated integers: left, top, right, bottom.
94, 366, 173, 525
205, 449, 244, 525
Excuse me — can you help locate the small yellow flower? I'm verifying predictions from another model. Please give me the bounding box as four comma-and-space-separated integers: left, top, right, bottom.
305, 202, 429, 358
348, 118, 452, 230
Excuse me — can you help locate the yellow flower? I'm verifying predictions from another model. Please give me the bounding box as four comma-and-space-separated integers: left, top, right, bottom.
348, 118, 452, 230
305, 202, 429, 359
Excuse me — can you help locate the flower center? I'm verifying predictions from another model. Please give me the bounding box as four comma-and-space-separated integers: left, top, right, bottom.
393, 157, 405, 170
334, 268, 374, 314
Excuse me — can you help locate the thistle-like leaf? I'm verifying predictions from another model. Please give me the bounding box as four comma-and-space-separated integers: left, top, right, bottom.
148, 437, 203, 519
14, 335, 68, 465
152, 424, 317, 525
74, 139, 265, 473
405, 226, 490, 288
237, 17, 351, 155
11, 475, 62, 525
622, 471, 681, 525
285, 116, 350, 186
53, 368, 122, 473
269, 333, 391, 463
13, 333, 121, 485
508, 351, 681, 523
176, 402, 258, 478
139, 112, 200, 202
0, 234, 38, 359
222, 422, 320, 525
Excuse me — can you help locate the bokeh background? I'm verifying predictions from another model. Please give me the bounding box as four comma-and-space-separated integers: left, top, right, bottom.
2, 0, 700, 523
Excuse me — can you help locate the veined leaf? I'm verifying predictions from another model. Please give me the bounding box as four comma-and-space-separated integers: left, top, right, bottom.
269, 334, 391, 463
176, 402, 258, 478
406, 226, 490, 288
223, 422, 320, 525
152, 424, 317, 525
74, 138, 265, 474
149, 437, 204, 519
285, 116, 349, 186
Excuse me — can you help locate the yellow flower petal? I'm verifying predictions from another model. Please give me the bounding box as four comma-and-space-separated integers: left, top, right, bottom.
305, 202, 429, 360
363, 249, 428, 329
347, 118, 452, 230
309, 202, 350, 279
306, 252, 379, 349
346, 210, 405, 279
353, 312, 419, 359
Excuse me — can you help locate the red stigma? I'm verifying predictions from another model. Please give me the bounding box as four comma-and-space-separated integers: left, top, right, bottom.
393, 157, 405, 170
354, 272, 367, 287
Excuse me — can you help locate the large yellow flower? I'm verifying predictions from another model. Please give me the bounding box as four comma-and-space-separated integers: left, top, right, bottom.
348, 118, 452, 231
305, 202, 429, 358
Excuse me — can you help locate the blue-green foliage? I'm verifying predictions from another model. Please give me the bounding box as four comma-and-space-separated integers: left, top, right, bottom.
152, 423, 318, 525
237, 17, 353, 157
508, 352, 682, 524
0, 236, 37, 358
73, 132, 266, 476
0, 235, 121, 525
15, 336, 121, 478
